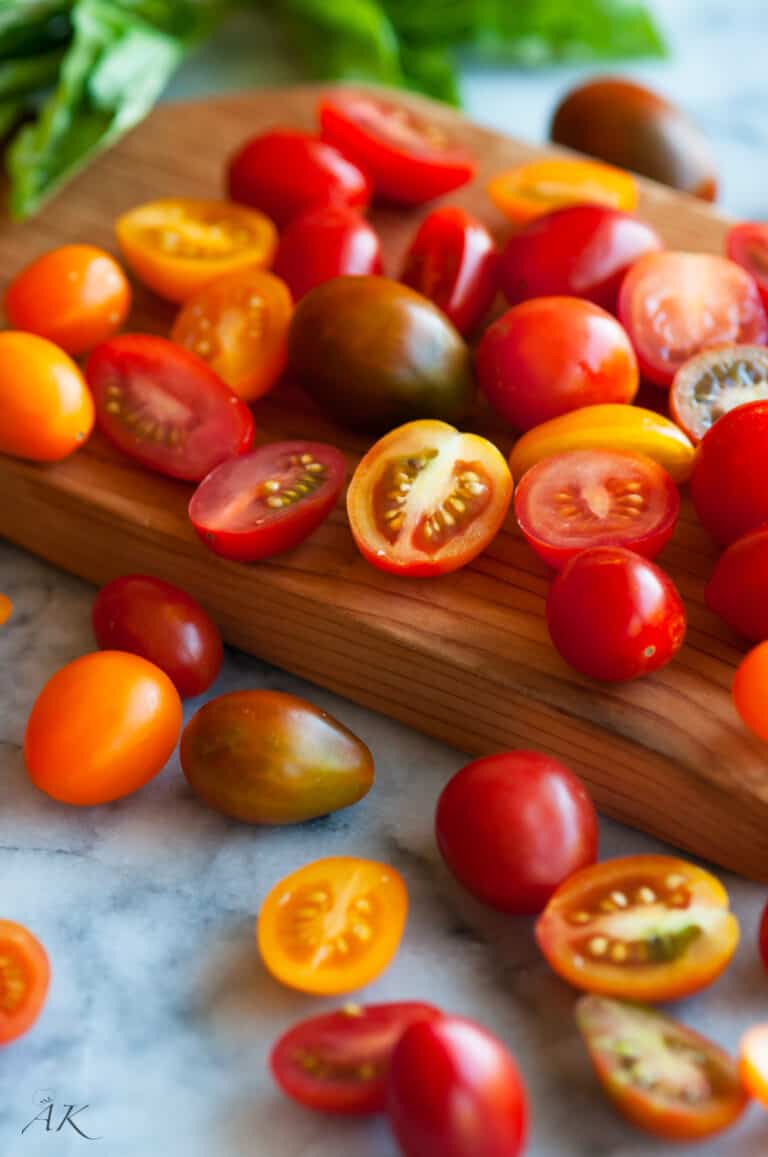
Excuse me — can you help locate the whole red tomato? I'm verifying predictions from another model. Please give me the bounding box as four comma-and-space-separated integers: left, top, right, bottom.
760, 901, 768, 973
475, 296, 638, 431
274, 205, 382, 300
706, 526, 768, 642
691, 401, 768, 545
435, 751, 598, 914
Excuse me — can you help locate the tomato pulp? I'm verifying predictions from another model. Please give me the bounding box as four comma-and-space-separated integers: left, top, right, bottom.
670, 344, 768, 443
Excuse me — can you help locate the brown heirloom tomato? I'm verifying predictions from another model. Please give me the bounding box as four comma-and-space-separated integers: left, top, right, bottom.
180, 690, 374, 824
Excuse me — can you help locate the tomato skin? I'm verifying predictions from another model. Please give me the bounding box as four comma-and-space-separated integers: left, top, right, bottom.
436, 751, 597, 914
0, 922, 50, 1046
691, 401, 768, 545
0, 594, 11, 626
706, 526, 768, 642
227, 129, 370, 227
24, 651, 182, 805
476, 297, 638, 431
733, 642, 768, 741
0, 331, 94, 462
727, 222, 768, 309
387, 1017, 528, 1157
274, 205, 382, 301
739, 1024, 768, 1107
92, 575, 223, 698
487, 157, 637, 224
400, 206, 498, 335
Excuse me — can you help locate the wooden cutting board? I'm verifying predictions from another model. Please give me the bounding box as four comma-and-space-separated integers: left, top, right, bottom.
1, 84, 766, 881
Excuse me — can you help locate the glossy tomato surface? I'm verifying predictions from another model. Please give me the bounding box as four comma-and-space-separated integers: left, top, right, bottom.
536, 855, 740, 1002
706, 526, 768, 641
189, 441, 346, 562
515, 449, 679, 569
487, 157, 637, 224
400, 206, 497, 334
691, 400, 768, 545
0, 331, 94, 462
92, 575, 223, 698
271, 1002, 441, 1115
436, 751, 597, 914
388, 1016, 528, 1157
618, 252, 768, 387
347, 420, 513, 577
739, 1025, 768, 1107
274, 205, 382, 301
87, 334, 254, 482
733, 642, 768, 741
670, 344, 768, 443
319, 92, 474, 205
0, 922, 50, 1045
726, 222, 768, 309
180, 689, 373, 824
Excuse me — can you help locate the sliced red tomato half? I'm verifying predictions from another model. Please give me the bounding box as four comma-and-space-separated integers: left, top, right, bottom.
271, 1002, 441, 1115
189, 440, 346, 562
726, 222, 768, 309
87, 334, 254, 482
515, 449, 679, 570
347, 420, 513, 577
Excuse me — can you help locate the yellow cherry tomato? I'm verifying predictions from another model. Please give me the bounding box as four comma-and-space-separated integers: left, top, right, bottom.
0, 331, 94, 462
487, 157, 638, 224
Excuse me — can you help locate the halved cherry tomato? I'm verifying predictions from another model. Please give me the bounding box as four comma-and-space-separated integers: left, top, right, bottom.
347, 419, 513, 577
740, 1024, 768, 1107
760, 900, 768, 973
271, 1002, 441, 1115
171, 269, 292, 402
691, 400, 768, 545
487, 157, 637, 224
536, 855, 740, 1002
726, 222, 768, 309
0, 331, 94, 462
400, 206, 497, 335
0, 595, 12, 626
5, 244, 130, 354
618, 252, 768, 387
189, 441, 346, 562
670, 345, 768, 443
515, 449, 679, 570
86, 334, 254, 482
508, 404, 695, 485
733, 642, 768, 741
274, 205, 382, 301
706, 526, 768, 642
319, 91, 475, 205
115, 198, 277, 303
577, 997, 747, 1141
0, 921, 50, 1045
257, 856, 408, 995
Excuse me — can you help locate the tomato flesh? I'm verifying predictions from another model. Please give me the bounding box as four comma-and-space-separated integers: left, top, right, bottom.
726, 222, 768, 309
0, 922, 50, 1045
487, 157, 637, 224
670, 344, 768, 444
706, 525, 768, 642
691, 399, 768, 545
733, 641, 768, 741
274, 205, 382, 301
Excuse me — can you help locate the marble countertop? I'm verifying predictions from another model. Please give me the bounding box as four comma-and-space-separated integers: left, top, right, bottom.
2, 2, 768, 1154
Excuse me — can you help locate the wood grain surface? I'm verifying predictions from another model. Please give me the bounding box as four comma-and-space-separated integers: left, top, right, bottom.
1, 84, 766, 880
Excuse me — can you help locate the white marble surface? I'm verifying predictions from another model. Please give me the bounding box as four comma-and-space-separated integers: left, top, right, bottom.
2, 2, 768, 1154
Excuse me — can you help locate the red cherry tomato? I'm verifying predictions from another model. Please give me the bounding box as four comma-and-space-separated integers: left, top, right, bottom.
726, 222, 768, 309
86, 334, 254, 482
92, 575, 223, 698
227, 129, 370, 228
271, 1002, 441, 1115
319, 91, 475, 205
691, 400, 768, 545
476, 297, 638, 431
618, 252, 768, 387
498, 205, 662, 313
387, 1016, 528, 1157
189, 440, 346, 562
515, 449, 679, 570
547, 546, 686, 682
435, 751, 598, 914
400, 206, 497, 334
706, 526, 768, 642
274, 205, 382, 301
760, 900, 768, 973
732, 641, 768, 742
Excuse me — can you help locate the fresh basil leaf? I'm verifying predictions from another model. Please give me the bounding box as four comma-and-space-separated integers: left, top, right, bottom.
399, 43, 460, 104
0, 100, 26, 142
0, 1, 72, 58
0, 49, 65, 101
279, 0, 404, 86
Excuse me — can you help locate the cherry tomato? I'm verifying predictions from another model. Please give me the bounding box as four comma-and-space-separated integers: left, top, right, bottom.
115, 198, 277, 303
271, 1002, 441, 1115
476, 297, 638, 431
319, 91, 474, 205
727, 222, 768, 309
5, 244, 130, 354
498, 204, 662, 313
0, 331, 94, 462
180, 689, 373, 824
0, 922, 50, 1046
347, 419, 513, 577
435, 751, 597, 914
670, 345, 768, 444
618, 252, 768, 387
92, 575, 223, 698
25, 651, 182, 805
227, 128, 370, 228
733, 642, 768, 741
257, 856, 407, 995
274, 205, 382, 302
740, 1024, 768, 1107
515, 449, 679, 570
0, 595, 12, 626
536, 855, 739, 1002
171, 269, 292, 402
400, 206, 497, 335
189, 441, 346, 562
487, 157, 637, 224
706, 526, 768, 642
691, 400, 768, 545
387, 1016, 528, 1157
577, 997, 747, 1141
87, 334, 254, 482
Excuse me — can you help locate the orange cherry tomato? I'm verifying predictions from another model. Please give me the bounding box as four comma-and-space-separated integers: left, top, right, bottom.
487, 158, 637, 224
535, 855, 739, 1002
739, 1024, 768, 1106
0, 331, 94, 462
0, 921, 50, 1045
25, 651, 182, 805
116, 198, 277, 304
257, 856, 408, 995
4, 244, 130, 354
0, 595, 12, 626
733, 641, 768, 741
171, 269, 292, 401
